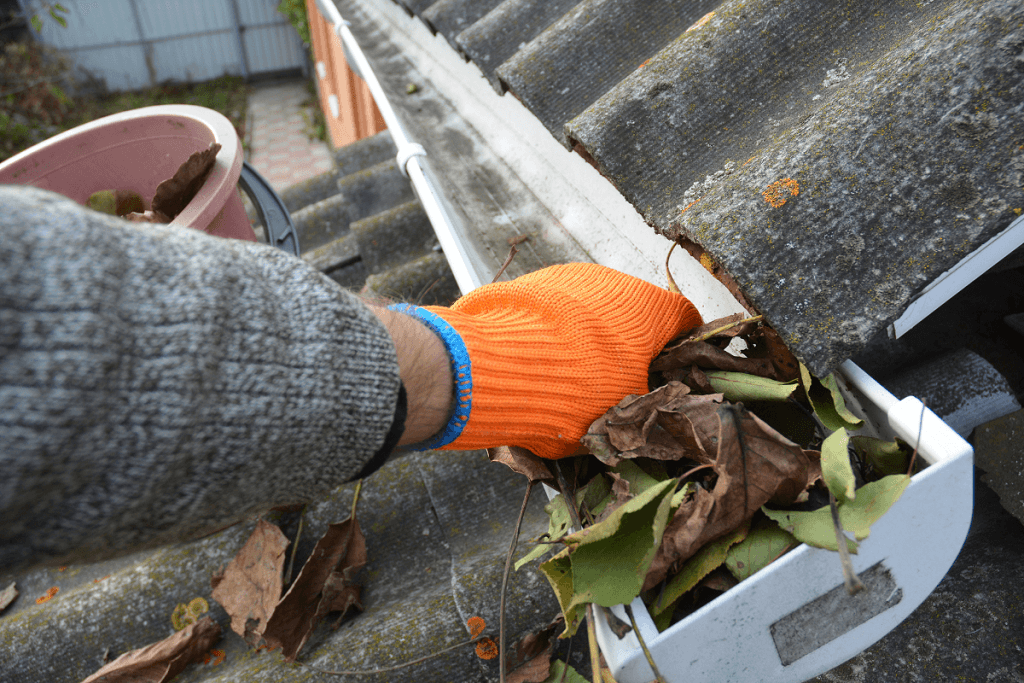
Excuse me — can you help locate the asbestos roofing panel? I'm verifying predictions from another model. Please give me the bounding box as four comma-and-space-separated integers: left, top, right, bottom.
422, 0, 506, 49
457, 0, 584, 91
566, 0, 1024, 375
495, 0, 721, 143
376, 0, 1024, 375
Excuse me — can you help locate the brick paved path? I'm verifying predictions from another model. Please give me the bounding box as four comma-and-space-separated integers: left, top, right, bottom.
246, 79, 334, 192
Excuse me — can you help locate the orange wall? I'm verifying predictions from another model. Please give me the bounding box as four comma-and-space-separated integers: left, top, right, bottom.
306, 0, 386, 148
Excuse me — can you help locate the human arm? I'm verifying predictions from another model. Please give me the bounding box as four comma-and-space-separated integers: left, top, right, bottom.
0, 186, 406, 570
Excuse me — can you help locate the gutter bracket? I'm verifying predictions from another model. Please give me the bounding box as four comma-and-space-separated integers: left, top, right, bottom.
396, 143, 428, 179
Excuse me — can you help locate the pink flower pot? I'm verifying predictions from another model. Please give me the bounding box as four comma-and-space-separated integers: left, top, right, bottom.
0, 104, 256, 242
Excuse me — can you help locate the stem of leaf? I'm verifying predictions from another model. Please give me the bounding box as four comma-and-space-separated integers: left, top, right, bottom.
624, 603, 667, 683
829, 491, 864, 595
284, 505, 306, 586
500, 480, 535, 683
491, 245, 520, 284
350, 479, 363, 519
586, 604, 603, 683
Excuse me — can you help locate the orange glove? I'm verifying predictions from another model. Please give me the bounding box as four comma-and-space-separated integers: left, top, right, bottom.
389, 263, 702, 459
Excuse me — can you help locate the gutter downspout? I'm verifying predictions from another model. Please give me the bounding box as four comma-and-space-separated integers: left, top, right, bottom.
312, 0, 486, 294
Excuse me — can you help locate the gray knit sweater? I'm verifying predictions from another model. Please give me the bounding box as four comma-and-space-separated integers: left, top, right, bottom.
0, 186, 403, 572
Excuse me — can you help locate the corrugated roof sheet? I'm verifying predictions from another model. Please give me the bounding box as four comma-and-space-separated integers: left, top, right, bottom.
367, 0, 1024, 377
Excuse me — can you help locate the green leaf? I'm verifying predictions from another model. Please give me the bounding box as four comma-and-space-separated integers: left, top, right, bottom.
763, 474, 911, 552
538, 549, 583, 636
543, 660, 589, 683
705, 371, 799, 402
30, 14, 42, 32
651, 520, 749, 617
562, 478, 677, 609
851, 436, 909, 477
54, 3, 69, 12
516, 498, 573, 570
49, 7, 67, 27
670, 481, 696, 509
611, 460, 663, 498
800, 364, 864, 432
578, 473, 612, 515
725, 520, 799, 581
821, 428, 856, 503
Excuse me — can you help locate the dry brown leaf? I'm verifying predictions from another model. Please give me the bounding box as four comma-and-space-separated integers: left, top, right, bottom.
674, 314, 761, 344
79, 616, 221, 683
506, 615, 562, 683
210, 519, 289, 646
262, 516, 366, 661
0, 582, 17, 614
488, 446, 554, 483
651, 340, 776, 378
654, 393, 726, 464
643, 404, 813, 589
152, 143, 221, 219
583, 383, 707, 465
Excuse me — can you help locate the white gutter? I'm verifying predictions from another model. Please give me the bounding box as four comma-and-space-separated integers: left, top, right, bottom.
312, 0, 486, 294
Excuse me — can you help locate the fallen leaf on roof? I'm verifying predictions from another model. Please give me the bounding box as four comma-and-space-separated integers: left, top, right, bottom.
211, 519, 289, 646
152, 143, 221, 219
506, 615, 563, 683
0, 583, 17, 614
261, 516, 367, 661
79, 616, 221, 683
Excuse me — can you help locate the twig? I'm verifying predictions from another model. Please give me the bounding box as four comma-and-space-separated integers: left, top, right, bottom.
299, 635, 488, 676
665, 242, 682, 294
500, 480, 536, 683
491, 245, 520, 284
829, 491, 864, 595
907, 399, 926, 477
689, 314, 764, 344
586, 604, 603, 683
350, 479, 363, 519
624, 603, 667, 683
678, 463, 714, 482
284, 505, 306, 586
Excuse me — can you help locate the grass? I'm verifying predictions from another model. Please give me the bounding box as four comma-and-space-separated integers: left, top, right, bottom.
1, 58, 251, 164
64, 76, 251, 141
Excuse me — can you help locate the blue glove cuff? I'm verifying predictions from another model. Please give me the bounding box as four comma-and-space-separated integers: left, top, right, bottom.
387, 303, 472, 450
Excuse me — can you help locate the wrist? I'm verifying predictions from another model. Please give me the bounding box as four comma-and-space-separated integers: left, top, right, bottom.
367, 305, 455, 447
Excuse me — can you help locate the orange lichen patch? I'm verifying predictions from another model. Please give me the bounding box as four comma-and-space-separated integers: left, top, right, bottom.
680, 198, 700, 215
475, 637, 498, 660
58, 566, 67, 572
467, 616, 486, 638
743, 156, 756, 166
1014, 208, 1022, 215
686, 11, 714, 32
93, 575, 111, 584
35, 586, 59, 604
699, 252, 717, 273
763, 178, 800, 208
638, 57, 653, 69
202, 649, 226, 666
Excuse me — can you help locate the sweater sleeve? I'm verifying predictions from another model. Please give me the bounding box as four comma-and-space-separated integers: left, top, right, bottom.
0, 186, 404, 571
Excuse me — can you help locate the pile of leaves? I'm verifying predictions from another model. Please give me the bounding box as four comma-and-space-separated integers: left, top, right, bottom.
513, 314, 916, 636
86, 142, 221, 224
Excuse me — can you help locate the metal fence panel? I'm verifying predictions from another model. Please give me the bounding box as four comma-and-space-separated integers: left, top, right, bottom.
17, 0, 305, 91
